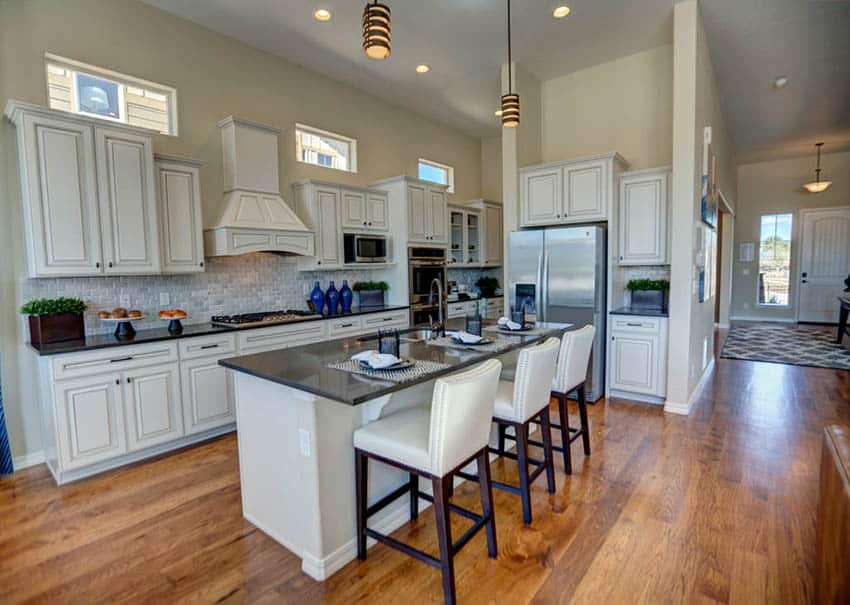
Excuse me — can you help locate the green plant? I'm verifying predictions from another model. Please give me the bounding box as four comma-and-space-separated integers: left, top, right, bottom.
352, 280, 390, 292
475, 276, 500, 292
626, 279, 670, 292
19, 297, 87, 316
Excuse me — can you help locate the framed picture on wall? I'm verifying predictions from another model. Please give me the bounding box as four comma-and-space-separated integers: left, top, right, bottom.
701, 142, 718, 228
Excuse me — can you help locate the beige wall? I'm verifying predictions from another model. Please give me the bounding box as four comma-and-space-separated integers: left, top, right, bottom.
731, 151, 850, 321
481, 136, 502, 202
541, 46, 674, 170
0, 0, 484, 460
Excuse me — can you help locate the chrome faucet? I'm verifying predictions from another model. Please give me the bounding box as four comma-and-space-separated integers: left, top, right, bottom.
428, 277, 444, 335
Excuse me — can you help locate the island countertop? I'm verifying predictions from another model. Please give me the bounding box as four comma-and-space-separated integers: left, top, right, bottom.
219, 320, 571, 405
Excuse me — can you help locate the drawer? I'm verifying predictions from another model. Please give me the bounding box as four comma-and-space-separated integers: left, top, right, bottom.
362, 310, 409, 331
238, 321, 327, 354
611, 316, 663, 334
52, 342, 179, 381
327, 316, 363, 339
447, 302, 467, 319
178, 333, 237, 360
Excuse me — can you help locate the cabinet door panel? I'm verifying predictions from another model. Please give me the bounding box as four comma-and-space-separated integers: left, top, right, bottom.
124, 363, 183, 451
315, 187, 342, 267
565, 161, 606, 220
619, 172, 667, 265
96, 127, 160, 273
181, 356, 235, 435
366, 193, 389, 231
340, 189, 367, 230
610, 333, 657, 394
55, 373, 126, 470
522, 169, 561, 226
429, 188, 448, 243
158, 162, 204, 273
484, 204, 503, 266
407, 183, 429, 243
22, 114, 102, 276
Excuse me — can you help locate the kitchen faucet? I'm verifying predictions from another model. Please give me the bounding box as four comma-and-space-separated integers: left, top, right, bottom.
428, 277, 444, 336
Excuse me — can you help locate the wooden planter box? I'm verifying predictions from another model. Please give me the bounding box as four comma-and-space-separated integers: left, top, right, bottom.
357, 290, 385, 308
630, 290, 667, 311
28, 312, 85, 345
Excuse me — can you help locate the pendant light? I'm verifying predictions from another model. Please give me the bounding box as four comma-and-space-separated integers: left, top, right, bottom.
363, 1, 391, 60
501, 0, 520, 128
803, 142, 832, 193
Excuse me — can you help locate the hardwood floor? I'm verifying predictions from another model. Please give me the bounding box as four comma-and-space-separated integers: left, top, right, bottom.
2, 342, 849, 604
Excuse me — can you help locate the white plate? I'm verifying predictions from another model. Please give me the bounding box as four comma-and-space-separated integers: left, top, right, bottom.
98, 315, 146, 322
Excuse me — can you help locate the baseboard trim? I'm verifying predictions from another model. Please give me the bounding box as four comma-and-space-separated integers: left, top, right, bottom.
728, 315, 796, 324
663, 400, 690, 415
608, 389, 665, 406
715, 322, 730, 329
664, 358, 715, 416
12, 450, 46, 471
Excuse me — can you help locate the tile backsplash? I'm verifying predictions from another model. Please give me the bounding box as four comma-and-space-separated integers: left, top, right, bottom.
447, 267, 503, 293
20, 254, 376, 335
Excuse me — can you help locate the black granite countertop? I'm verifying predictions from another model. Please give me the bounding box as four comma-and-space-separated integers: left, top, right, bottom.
219, 319, 570, 406
611, 307, 669, 318
29, 304, 410, 356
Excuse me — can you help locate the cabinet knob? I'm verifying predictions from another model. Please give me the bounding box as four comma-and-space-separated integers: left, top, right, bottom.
127, 377, 131, 383
115, 379, 119, 385
368, 222, 372, 226
317, 261, 322, 265
96, 262, 101, 269
363, 221, 367, 225
108, 261, 113, 268
200, 261, 204, 267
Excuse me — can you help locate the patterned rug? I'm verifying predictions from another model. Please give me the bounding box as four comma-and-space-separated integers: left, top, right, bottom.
721, 325, 850, 370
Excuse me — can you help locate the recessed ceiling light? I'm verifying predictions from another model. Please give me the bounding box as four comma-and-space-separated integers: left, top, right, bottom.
416, 64, 431, 74
552, 5, 571, 19
494, 110, 503, 117
313, 8, 332, 21
774, 76, 788, 89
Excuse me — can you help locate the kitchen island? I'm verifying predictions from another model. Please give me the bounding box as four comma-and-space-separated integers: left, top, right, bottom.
220, 320, 570, 581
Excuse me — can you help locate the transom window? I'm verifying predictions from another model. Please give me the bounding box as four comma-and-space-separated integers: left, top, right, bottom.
295, 123, 357, 173
758, 213, 793, 306
418, 158, 454, 193
45, 54, 178, 135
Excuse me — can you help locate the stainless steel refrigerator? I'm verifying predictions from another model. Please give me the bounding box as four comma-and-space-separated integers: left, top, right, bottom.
508, 226, 606, 402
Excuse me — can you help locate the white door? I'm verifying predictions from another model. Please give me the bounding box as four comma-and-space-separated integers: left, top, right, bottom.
340, 189, 367, 230
564, 160, 607, 221
407, 183, 429, 243
483, 204, 503, 266
95, 127, 160, 274
609, 333, 658, 395
521, 168, 562, 226
54, 373, 127, 470
315, 186, 342, 268
366, 192, 389, 231
157, 160, 205, 273
181, 355, 235, 435
619, 171, 668, 265
124, 363, 184, 452
20, 113, 102, 276
799, 207, 850, 323
429, 188, 448, 244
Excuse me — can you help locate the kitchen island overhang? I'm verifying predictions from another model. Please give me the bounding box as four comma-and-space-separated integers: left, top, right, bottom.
220, 322, 571, 581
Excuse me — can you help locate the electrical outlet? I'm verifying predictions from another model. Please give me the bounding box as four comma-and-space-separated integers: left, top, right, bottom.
299, 429, 312, 457
160, 292, 170, 306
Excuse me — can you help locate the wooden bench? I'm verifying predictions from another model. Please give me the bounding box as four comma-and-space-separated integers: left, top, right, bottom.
817, 425, 850, 603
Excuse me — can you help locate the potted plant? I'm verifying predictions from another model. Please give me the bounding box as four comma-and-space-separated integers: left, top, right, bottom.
626, 279, 670, 311
20, 297, 87, 345
475, 276, 500, 298
352, 281, 389, 307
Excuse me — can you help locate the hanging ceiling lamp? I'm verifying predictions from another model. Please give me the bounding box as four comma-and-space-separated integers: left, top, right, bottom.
501, 0, 519, 128
803, 142, 832, 193
363, 1, 391, 60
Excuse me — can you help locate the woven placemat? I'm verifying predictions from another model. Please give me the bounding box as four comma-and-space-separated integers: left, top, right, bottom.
327, 358, 452, 383
425, 335, 516, 353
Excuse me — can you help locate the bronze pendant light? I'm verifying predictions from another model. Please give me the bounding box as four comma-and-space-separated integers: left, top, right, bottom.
363, 1, 391, 60
501, 0, 520, 127
803, 142, 832, 193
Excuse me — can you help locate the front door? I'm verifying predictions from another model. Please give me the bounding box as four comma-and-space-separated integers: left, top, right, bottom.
799, 207, 850, 323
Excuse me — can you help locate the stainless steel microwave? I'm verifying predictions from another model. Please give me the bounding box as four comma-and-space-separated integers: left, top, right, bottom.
344, 234, 389, 263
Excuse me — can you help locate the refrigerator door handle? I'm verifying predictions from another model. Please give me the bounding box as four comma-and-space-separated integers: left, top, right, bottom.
542, 251, 550, 323
536, 252, 544, 321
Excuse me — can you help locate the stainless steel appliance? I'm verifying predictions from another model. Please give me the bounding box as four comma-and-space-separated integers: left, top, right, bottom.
508, 226, 607, 401
211, 310, 321, 328
408, 247, 447, 325
343, 234, 389, 263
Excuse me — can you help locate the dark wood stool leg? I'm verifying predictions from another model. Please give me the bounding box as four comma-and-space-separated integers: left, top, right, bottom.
577, 384, 591, 456
515, 421, 533, 525
556, 393, 573, 475
409, 472, 419, 521
432, 475, 457, 605
539, 408, 556, 494
355, 449, 368, 561
477, 449, 498, 558
497, 423, 507, 455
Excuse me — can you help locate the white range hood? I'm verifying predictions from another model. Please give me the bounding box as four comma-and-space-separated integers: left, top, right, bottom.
204, 116, 315, 257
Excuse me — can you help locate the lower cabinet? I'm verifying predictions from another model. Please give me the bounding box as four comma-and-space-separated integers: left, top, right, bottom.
181, 354, 235, 435
608, 315, 668, 399
125, 363, 184, 451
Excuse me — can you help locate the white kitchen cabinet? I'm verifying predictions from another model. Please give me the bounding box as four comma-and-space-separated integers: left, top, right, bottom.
564, 160, 607, 221
339, 188, 390, 233
429, 187, 448, 244
365, 192, 389, 231
361, 309, 409, 333
407, 182, 429, 243
340, 189, 367, 230
448, 205, 481, 266
156, 155, 206, 273
608, 315, 668, 400
181, 354, 235, 435
618, 167, 670, 265
447, 301, 469, 319
521, 167, 562, 226
484, 298, 505, 320
237, 320, 328, 354
482, 202, 503, 267
293, 182, 343, 270
124, 363, 184, 451
370, 175, 448, 246
327, 316, 364, 339
54, 372, 127, 470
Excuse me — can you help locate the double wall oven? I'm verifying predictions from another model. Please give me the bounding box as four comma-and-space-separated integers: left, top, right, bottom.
408, 247, 447, 326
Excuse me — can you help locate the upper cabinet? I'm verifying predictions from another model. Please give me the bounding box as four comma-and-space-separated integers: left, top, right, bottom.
5, 101, 167, 278
482, 202, 503, 267
293, 181, 342, 270
155, 155, 206, 273
340, 187, 389, 232
520, 153, 628, 228
448, 200, 502, 268
618, 167, 670, 266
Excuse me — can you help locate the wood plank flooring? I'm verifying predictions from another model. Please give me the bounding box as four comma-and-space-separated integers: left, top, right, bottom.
2, 342, 849, 603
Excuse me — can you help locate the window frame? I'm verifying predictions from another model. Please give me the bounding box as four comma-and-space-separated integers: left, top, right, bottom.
44, 53, 179, 136
756, 212, 793, 308
418, 158, 455, 193
294, 122, 358, 174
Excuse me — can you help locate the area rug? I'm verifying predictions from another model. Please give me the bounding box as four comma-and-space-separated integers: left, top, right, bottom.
721, 325, 850, 370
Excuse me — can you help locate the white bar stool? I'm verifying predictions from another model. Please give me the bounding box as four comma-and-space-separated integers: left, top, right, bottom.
353, 359, 502, 605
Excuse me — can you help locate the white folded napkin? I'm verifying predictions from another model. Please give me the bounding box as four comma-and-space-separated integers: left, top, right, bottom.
453, 331, 483, 344
351, 350, 402, 369
497, 317, 523, 330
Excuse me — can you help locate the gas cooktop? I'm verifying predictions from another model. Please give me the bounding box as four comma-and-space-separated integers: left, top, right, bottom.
211, 310, 321, 328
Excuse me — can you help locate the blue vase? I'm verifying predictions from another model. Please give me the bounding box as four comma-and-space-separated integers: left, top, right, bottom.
325, 280, 339, 316
340, 280, 353, 313
310, 281, 325, 315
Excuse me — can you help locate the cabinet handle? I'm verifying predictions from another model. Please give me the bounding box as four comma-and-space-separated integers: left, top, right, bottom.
340, 323, 354, 328
627, 322, 642, 327
108, 261, 113, 268
115, 379, 120, 385
110, 356, 133, 363
200, 261, 204, 267
96, 262, 101, 269
126, 377, 131, 383
363, 221, 367, 225
200, 344, 219, 350
382, 317, 394, 322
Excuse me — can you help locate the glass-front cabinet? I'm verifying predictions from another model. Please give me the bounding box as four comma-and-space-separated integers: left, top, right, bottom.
448, 205, 481, 267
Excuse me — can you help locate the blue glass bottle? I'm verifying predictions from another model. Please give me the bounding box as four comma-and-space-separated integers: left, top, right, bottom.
340, 280, 353, 313
325, 280, 339, 316
310, 281, 325, 315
